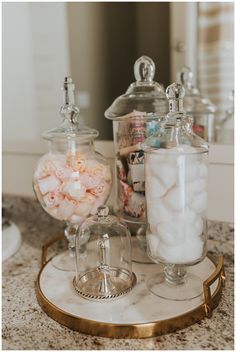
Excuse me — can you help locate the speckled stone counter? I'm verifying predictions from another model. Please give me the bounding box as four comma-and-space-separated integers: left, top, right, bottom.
2, 195, 234, 350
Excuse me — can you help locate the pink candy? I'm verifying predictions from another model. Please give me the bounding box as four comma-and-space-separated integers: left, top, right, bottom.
62, 180, 86, 201
80, 173, 101, 189
85, 160, 112, 182
66, 152, 86, 172
55, 166, 72, 180
43, 192, 64, 208
90, 180, 110, 197
57, 197, 77, 220
34, 151, 112, 223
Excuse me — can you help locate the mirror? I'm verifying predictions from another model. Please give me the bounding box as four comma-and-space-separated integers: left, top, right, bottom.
2, 2, 234, 143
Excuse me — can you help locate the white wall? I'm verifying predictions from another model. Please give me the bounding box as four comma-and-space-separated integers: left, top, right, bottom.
3, 3, 37, 140
2, 2, 70, 143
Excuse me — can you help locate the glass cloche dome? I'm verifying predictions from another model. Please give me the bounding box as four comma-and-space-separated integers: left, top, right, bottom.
74, 206, 136, 300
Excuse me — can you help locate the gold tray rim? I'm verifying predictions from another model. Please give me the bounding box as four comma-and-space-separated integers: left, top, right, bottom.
35, 236, 225, 338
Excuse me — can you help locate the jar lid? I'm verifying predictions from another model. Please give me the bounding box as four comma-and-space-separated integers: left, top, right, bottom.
218, 90, 234, 128
177, 66, 217, 114
43, 77, 99, 141
105, 56, 168, 120
142, 83, 209, 152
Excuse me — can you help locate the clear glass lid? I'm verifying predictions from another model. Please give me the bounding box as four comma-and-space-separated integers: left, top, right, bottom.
43, 77, 98, 141
105, 56, 168, 120
143, 83, 209, 152
177, 66, 217, 115
219, 90, 234, 128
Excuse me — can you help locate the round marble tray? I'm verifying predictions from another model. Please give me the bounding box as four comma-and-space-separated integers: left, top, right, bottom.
36, 241, 225, 338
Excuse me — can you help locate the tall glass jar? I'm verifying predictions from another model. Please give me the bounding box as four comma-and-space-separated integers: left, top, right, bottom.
143, 83, 209, 300
105, 56, 168, 261
216, 90, 234, 144
33, 77, 112, 271
177, 66, 217, 142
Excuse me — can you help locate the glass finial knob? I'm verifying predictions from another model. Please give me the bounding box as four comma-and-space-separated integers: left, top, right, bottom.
60, 76, 80, 122
179, 66, 193, 86
64, 76, 73, 85
166, 83, 185, 100
62, 76, 75, 104
134, 56, 155, 82
166, 83, 185, 114
97, 205, 109, 218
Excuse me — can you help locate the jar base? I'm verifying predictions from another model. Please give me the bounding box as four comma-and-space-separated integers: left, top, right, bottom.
73, 269, 136, 301
146, 272, 203, 301
52, 251, 75, 272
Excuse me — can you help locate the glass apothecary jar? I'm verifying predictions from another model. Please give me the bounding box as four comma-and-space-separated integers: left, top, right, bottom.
177, 66, 217, 142
216, 90, 234, 144
74, 206, 135, 300
143, 83, 209, 300
105, 56, 168, 256
33, 77, 112, 271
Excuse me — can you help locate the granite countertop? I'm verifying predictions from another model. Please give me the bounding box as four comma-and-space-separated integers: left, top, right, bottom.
2, 195, 234, 350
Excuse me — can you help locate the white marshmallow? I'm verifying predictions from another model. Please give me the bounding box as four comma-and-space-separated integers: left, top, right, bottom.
57, 198, 77, 220
150, 163, 177, 190
38, 175, 61, 195
178, 208, 197, 224
146, 175, 167, 199
187, 178, 207, 201
62, 181, 86, 201
180, 162, 201, 184
182, 237, 204, 262
164, 186, 186, 211
184, 217, 204, 239
155, 237, 203, 264
147, 200, 174, 225
176, 209, 203, 239
155, 242, 185, 263
191, 191, 207, 214
158, 221, 185, 246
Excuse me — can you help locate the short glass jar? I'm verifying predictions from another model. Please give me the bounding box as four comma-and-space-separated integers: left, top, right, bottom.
143, 83, 209, 300
33, 77, 112, 271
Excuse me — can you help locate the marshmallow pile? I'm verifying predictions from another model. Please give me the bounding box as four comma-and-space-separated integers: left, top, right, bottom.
145, 145, 208, 264
33, 152, 112, 224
